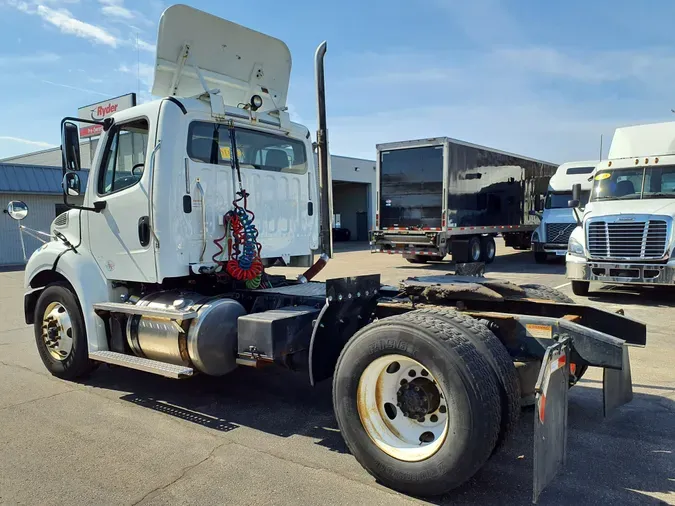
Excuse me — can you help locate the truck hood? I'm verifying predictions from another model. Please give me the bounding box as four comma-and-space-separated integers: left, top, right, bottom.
542, 208, 576, 224
584, 199, 675, 220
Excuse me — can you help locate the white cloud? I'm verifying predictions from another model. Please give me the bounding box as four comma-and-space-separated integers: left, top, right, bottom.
99, 0, 133, 20
118, 62, 154, 83
35, 5, 118, 46
42, 79, 111, 97
0, 136, 55, 148
135, 38, 155, 53
0, 52, 60, 65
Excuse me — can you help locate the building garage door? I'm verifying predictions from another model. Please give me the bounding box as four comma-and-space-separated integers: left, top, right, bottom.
332, 181, 370, 242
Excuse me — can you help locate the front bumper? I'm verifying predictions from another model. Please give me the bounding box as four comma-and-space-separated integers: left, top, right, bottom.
566, 257, 675, 285
533, 241, 568, 255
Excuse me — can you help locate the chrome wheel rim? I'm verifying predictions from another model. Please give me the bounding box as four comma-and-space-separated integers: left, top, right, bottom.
486, 240, 495, 259
42, 302, 73, 361
357, 354, 449, 461
471, 241, 482, 261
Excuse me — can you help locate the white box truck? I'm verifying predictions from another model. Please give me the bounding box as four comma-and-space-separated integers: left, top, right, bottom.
3, 5, 643, 502
567, 121, 675, 295
531, 161, 596, 263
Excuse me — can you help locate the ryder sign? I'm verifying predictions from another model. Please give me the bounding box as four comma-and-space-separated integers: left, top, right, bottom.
77, 93, 136, 138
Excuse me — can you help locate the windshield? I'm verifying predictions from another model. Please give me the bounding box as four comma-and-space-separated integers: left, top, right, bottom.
591, 165, 675, 201
545, 190, 590, 209
187, 121, 308, 174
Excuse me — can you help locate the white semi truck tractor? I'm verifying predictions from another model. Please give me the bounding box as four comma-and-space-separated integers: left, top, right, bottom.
567, 121, 675, 296
5, 5, 643, 502
530, 161, 596, 263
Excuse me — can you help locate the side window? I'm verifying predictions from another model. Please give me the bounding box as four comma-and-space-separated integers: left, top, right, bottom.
98, 119, 149, 195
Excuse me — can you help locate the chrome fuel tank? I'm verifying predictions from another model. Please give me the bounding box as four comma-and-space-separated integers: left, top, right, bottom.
126, 291, 246, 376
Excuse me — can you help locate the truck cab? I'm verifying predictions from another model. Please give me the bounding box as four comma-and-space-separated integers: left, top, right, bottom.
567, 121, 675, 295
531, 160, 595, 263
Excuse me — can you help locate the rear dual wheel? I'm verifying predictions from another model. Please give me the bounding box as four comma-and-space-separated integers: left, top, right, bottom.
333, 311, 509, 496
467, 236, 496, 264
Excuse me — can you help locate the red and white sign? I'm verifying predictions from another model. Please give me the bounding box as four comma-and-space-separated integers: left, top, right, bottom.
77, 93, 136, 138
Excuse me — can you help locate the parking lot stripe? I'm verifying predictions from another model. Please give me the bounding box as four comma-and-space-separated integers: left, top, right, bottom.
554, 282, 571, 290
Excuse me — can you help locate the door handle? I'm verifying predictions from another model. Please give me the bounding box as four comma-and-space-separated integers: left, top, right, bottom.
138, 216, 150, 247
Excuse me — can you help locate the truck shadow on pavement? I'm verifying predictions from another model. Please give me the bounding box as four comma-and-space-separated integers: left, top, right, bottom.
83, 367, 674, 505
585, 285, 675, 308
394, 252, 566, 276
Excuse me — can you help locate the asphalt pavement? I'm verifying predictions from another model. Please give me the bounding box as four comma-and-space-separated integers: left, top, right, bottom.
0, 240, 673, 505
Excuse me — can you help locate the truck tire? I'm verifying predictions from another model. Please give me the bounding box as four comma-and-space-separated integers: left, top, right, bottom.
519, 283, 574, 304
333, 312, 501, 496
34, 283, 96, 380
571, 280, 590, 296
480, 236, 496, 264
468, 236, 482, 263
405, 255, 427, 264
534, 251, 548, 263
408, 309, 520, 450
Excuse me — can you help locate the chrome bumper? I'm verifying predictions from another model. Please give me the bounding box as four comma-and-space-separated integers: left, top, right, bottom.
567, 260, 675, 285
533, 242, 567, 255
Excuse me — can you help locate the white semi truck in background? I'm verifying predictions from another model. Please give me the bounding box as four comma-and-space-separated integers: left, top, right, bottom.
531, 161, 596, 263
3, 5, 644, 503
567, 121, 675, 295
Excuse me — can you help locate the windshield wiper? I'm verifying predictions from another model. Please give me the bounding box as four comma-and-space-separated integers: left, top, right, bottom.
594, 194, 642, 201
644, 193, 675, 199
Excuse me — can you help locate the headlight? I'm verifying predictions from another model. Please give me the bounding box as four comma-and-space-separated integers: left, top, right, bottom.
568, 237, 584, 257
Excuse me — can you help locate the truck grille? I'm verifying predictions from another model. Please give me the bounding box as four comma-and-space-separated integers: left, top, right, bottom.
545, 223, 575, 245
587, 219, 668, 259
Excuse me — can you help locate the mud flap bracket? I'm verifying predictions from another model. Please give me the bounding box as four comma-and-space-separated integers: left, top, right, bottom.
533, 338, 571, 504
603, 344, 633, 416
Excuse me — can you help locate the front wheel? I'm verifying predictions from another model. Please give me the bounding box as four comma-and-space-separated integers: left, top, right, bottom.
34, 283, 96, 380
333, 313, 501, 496
534, 251, 548, 263
571, 280, 590, 296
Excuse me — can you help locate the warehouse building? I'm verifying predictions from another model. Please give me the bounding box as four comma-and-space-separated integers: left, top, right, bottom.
0, 164, 86, 266
1, 147, 375, 266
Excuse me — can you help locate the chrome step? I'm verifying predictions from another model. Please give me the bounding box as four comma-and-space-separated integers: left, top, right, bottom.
89, 351, 194, 379
92, 302, 198, 320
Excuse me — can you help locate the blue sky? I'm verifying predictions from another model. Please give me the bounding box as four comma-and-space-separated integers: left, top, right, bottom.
1, 0, 675, 163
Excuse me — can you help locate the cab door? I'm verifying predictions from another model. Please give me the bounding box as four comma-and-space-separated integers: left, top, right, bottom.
87, 112, 157, 282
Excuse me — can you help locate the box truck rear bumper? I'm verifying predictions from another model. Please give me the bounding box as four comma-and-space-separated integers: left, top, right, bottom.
567, 258, 675, 285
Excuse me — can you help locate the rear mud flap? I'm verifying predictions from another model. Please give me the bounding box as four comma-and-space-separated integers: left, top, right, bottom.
532, 339, 570, 504
603, 344, 633, 416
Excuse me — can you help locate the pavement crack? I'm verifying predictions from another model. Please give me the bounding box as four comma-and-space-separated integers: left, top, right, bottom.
227, 442, 423, 504
0, 360, 41, 375
0, 389, 75, 411
131, 441, 231, 505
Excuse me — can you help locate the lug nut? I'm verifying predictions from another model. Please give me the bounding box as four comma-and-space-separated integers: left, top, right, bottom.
430, 415, 438, 423
418, 416, 425, 422
439, 405, 447, 414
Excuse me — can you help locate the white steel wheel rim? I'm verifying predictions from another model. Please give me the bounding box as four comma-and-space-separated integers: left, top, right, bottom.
357, 354, 449, 462
42, 302, 73, 361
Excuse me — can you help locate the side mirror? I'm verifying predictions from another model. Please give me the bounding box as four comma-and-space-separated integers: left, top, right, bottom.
6, 200, 28, 220
62, 172, 81, 196
572, 183, 581, 203
61, 121, 81, 172
568, 199, 580, 208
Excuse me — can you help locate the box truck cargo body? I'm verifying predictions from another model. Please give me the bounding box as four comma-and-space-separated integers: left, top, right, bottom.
371, 137, 557, 263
